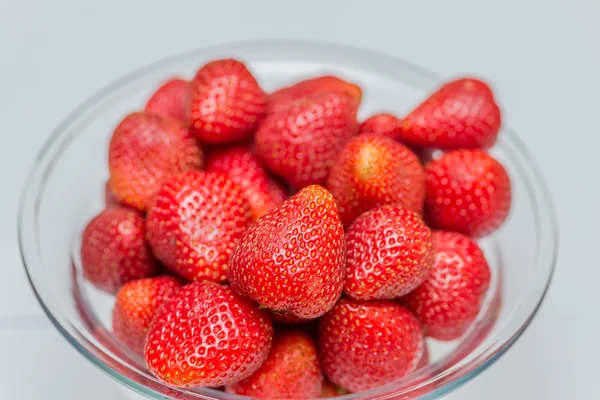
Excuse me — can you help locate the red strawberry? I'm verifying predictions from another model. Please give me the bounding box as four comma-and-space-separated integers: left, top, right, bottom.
144, 78, 189, 121
112, 276, 183, 355
205, 146, 287, 220
321, 380, 350, 398
108, 112, 203, 211
104, 179, 120, 208
226, 330, 323, 399
326, 134, 425, 227
402, 231, 491, 341
188, 59, 268, 144
345, 205, 432, 300
144, 281, 273, 388
319, 298, 425, 392
359, 113, 403, 141
424, 149, 511, 237
229, 185, 346, 319
80, 207, 157, 293
146, 171, 252, 282
268, 75, 362, 114
401, 78, 501, 149
255, 91, 359, 189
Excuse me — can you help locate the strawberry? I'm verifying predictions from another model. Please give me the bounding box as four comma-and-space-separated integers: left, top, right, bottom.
146, 171, 252, 282
321, 380, 350, 398
188, 59, 268, 144
424, 149, 511, 237
226, 330, 323, 399
268, 75, 362, 114
112, 276, 183, 355
319, 298, 425, 392
80, 207, 157, 293
228, 185, 346, 319
359, 114, 429, 161
402, 231, 491, 341
359, 113, 403, 141
326, 134, 425, 227
144, 281, 273, 388
205, 146, 287, 220
255, 91, 359, 189
345, 205, 432, 300
108, 112, 203, 211
144, 78, 189, 121
401, 78, 501, 149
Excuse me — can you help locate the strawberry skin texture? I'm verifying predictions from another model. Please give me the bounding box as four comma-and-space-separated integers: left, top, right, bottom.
205, 146, 287, 220
80, 207, 157, 294
112, 276, 183, 355
402, 231, 491, 340
145, 78, 189, 121
144, 281, 273, 388
359, 113, 403, 141
401, 78, 501, 149
226, 330, 323, 399
319, 298, 425, 392
255, 91, 359, 189
326, 134, 425, 228
108, 112, 203, 211
146, 171, 252, 282
345, 205, 432, 300
228, 185, 346, 319
424, 149, 511, 237
268, 75, 362, 114
188, 59, 268, 144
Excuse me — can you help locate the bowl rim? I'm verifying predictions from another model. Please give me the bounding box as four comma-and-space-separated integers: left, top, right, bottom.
17, 39, 559, 400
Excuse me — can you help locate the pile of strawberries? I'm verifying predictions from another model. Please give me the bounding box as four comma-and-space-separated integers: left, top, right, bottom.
80, 58, 511, 398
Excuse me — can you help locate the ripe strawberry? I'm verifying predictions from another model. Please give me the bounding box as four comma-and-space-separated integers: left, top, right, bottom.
326, 134, 425, 227
205, 146, 287, 220
321, 380, 350, 398
359, 113, 403, 141
80, 207, 157, 293
319, 298, 425, 392
112, 276, 183, 355
226, 330, 323, 399
402, 231, 491, 341
144, 281, 273, 388
188, 59, 268, 144
228, 185, 346, 319
144, 78, 189, 121
424, 149, 511, 237
104, 180, 120, 208
255, 91, 359, 189
345, 205, 432, 300
146, 171, 252, 282
401, 78, 501, 149
268, 75, 362, 114
108, 112, 203, 211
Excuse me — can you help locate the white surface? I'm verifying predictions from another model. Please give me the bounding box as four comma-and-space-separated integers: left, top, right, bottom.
0, 0, 598, 398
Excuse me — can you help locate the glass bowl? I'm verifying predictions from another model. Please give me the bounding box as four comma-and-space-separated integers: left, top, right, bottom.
18, 40, 558, 400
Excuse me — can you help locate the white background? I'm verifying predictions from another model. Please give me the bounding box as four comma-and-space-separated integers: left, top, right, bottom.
1, 0, 598, 398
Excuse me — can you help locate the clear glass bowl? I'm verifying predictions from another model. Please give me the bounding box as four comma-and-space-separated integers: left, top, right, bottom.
18, 40, 558, 400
